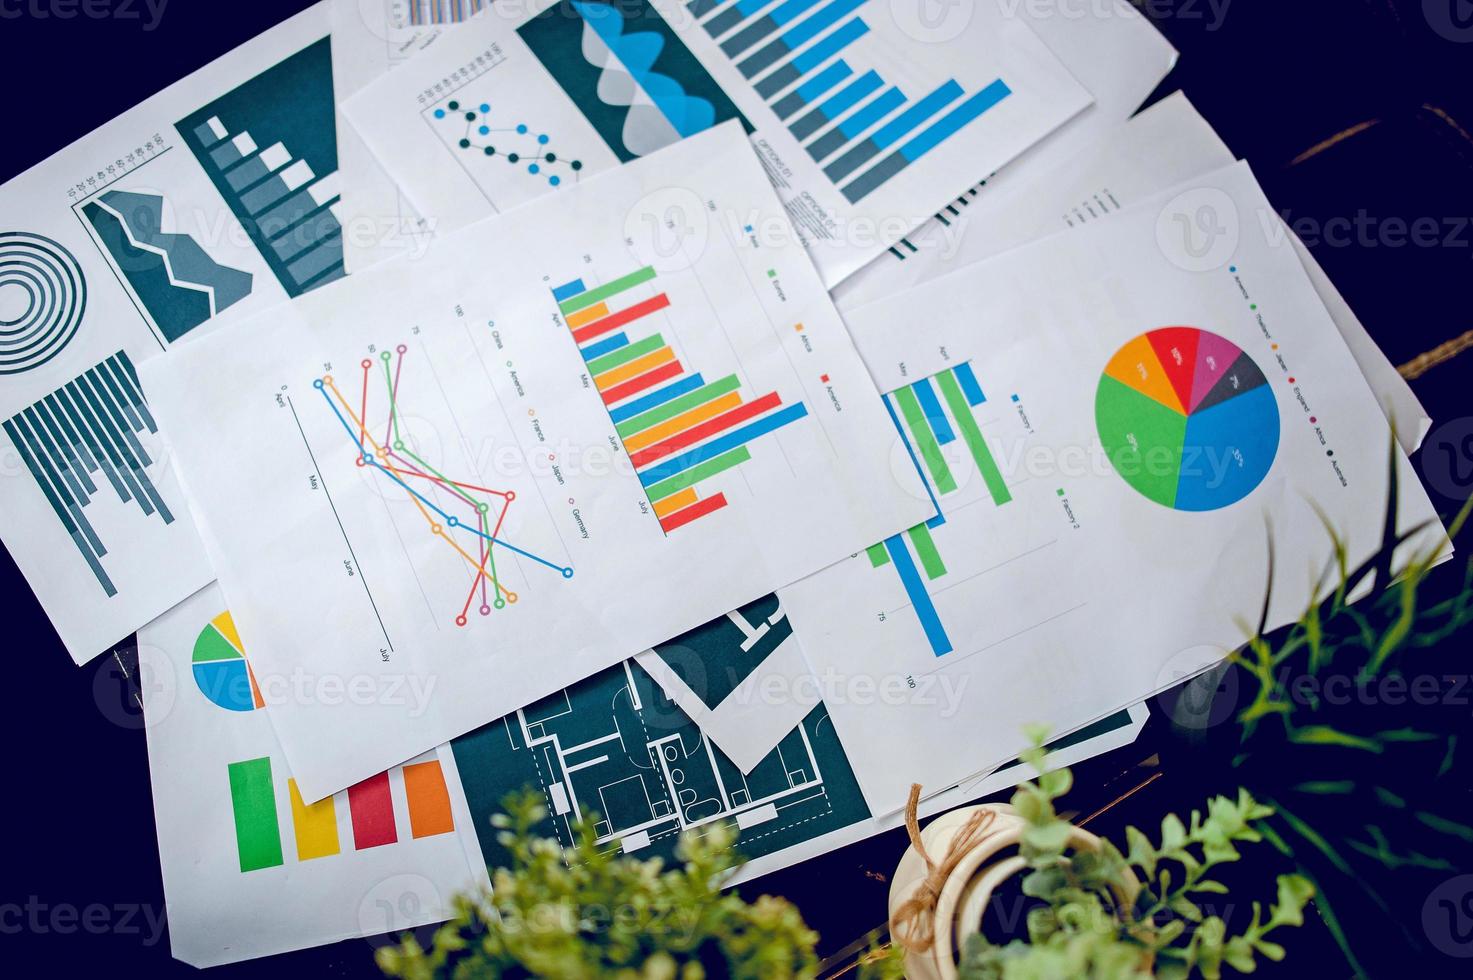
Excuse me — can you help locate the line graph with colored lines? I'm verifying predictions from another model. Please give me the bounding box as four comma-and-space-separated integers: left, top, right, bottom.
314, 345, 572, 628
552, 265, 810, 533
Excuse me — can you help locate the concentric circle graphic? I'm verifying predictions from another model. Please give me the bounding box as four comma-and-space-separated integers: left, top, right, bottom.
0, 232, 86, 375
1096, 327, 1280, 511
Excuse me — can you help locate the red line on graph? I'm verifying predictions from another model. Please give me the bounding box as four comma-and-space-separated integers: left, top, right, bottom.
571, 293, 671, 345
629, 391, 782, 469
601, 359, 684, 405
659, 492, 728, 531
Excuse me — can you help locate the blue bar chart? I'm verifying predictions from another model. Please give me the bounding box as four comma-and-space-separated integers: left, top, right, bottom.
2, 352, 173, 597
691, 0, 1012, 202
175, 38, 346, 298
865, 362, 1010, 656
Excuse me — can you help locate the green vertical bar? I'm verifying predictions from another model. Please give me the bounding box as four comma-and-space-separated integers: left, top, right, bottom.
645, 446, 751, 501
937, 370, 1012, 505
616, 375, 743, 439
228, 757, 284, 872
906, 522, 947, 580
558, 267, 657, 315
586, 334, 665, 375
865, 542, 891, 567
894, 385, 957, 494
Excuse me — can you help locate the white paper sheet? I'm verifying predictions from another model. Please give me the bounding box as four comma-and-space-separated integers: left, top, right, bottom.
140, 123, 935, 800
835, 91, 1432, 455
633, 593, 820, 773
342, 0, 1094, 286
0, 3, 348, 662
331, 0, 489, 272
783, 161, 1450, 814
140, 583, 484, 968
830, 0, 1177, 311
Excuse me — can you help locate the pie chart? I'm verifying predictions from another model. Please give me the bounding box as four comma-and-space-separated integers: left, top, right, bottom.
1096, 327, 1279, 511
191, 611, 264, 712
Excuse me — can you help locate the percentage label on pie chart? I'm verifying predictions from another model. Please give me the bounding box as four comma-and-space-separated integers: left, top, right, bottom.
1096, 327, 1279, 511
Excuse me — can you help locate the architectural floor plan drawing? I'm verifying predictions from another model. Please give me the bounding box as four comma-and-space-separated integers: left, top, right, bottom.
450, 632, 871, 869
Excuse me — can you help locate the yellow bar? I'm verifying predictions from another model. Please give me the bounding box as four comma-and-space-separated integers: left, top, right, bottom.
652, 487, 698, 518
565, 302, 609, 329
594, 347, 675, 388
289, 778, 341, 861
625, 391, 743, 453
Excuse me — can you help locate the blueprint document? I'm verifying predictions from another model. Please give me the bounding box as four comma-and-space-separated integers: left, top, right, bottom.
344, 0, 1094, 286
139, 124, 934, 800
0, 4, 363, 663
786, 162, 1450, 813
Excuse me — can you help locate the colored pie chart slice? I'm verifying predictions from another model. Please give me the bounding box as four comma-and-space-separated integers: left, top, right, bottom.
1097, 328, 1279, 511
192, 611, 264, 712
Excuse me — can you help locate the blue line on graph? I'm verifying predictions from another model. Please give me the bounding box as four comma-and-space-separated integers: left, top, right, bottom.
636, 402, 809, 486
955, 363, 986, 406
912, 377, 954, 445
883, 394, 945, 531
883, 533, 953, 656
316, 381, 573, 577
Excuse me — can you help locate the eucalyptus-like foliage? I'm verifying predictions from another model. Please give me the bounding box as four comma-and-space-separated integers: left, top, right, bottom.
376, 791, 820, 980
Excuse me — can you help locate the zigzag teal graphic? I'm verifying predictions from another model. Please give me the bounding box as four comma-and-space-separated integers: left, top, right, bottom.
84, 190, 253, 342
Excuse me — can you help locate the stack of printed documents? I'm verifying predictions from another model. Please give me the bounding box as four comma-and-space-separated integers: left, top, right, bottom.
0, 0, 1448, 965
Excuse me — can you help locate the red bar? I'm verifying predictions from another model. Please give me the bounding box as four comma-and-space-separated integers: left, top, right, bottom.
601, 359, 684, 405
347, 771, 397, 849
630, 391, 782, 469
571, 293, 671, 345
659, 492, 728, 532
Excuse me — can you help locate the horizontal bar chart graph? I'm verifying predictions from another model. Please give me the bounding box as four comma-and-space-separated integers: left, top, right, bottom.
175, 39, 346, 297
225, 756, 456, 873
692, 0, 1011, 202
868, 362, 1009, 657
552, 265, 809, 532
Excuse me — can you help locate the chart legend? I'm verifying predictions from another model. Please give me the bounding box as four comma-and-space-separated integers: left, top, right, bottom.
552, 265, 810, 532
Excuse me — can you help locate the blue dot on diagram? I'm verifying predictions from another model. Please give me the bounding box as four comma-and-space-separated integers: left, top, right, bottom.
434, 99, 581, 189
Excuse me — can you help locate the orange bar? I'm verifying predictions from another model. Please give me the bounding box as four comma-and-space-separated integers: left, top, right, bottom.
652, 486, 698, 518
402, 760, 455, 839
565, 302, 609, 329
659, 492, 729, 532
595, 347, 675, 389
625, 391, 743, 453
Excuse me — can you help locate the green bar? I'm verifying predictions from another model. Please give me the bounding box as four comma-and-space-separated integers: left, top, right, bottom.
937, 369, 1012, 505
616, 375, 742, 439
906, 522, 947, 580
587, 334, 665, 376
894, 386, 957, 494
865, 542, 891, 568
645, 446, 751, 502
559, 267, 657, 315
228, 757, 284, 872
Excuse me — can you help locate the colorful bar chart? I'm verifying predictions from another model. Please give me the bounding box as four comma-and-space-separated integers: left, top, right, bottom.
691, 0, 1011, 202
552, 265, 809, 533
2, 351, 172, 598
866, 362, 1009, 657
225, 757, 456, 873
